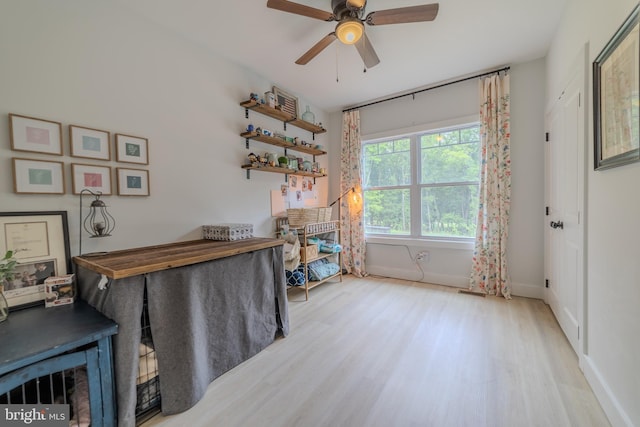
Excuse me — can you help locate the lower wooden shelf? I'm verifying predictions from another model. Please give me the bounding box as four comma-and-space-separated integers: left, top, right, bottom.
242, 164, 327, 179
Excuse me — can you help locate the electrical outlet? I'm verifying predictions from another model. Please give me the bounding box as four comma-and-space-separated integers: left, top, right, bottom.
415, 251, 429, 262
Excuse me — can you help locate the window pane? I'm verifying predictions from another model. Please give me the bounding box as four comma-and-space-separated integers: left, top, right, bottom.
420, 141, 480, 184
364, 189, 411, 235
421, 185, 479, 238
363, 139, 411, 187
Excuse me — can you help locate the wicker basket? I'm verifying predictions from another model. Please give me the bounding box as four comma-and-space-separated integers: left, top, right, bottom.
287, 207, 332, 227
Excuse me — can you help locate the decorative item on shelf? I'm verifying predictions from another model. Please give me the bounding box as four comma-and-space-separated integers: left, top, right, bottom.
202, 223, 254, 241
301, 105, 315, 124
267, 153, 278, 167
79, 189, 116, 256
265, 91, 276, 108
303, 160, 312, 172
250, 92, 259, 102
0, 249, 18, 322
278, 156, 289, 168
312, 162, 319, 173
247, 124, 254, 132
248, 152, 258, 165
262, 129, 272, 136
293, 137, 300, 145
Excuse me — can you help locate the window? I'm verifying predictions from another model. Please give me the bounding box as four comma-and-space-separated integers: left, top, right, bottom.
363, 122, 480, 240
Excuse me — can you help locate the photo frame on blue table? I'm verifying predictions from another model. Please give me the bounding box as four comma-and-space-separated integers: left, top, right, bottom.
593, 4, 640, 170
0, 211, 71, 310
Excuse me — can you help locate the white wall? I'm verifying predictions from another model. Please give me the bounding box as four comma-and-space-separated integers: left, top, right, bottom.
546, 1, 640, 426
0, 1, 330, 257
333, 59, 547, 298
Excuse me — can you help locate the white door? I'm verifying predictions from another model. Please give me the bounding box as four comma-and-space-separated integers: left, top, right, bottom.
545, 50, 586, 359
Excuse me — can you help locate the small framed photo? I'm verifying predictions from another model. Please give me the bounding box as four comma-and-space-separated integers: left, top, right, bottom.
12, 158, 65, 194
116, 133, 149, 164
273, 86, 299, 118
593, 4, 640, 170
70, 125, 111, 160
9, 114, 63, 156
71, 163, 112, 195
117, 167, 150, 196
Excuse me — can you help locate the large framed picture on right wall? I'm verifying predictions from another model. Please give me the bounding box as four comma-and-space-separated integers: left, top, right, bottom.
593, 3, 639, 170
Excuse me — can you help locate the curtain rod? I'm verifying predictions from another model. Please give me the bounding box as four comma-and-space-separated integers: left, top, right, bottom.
342, 66, 510, 113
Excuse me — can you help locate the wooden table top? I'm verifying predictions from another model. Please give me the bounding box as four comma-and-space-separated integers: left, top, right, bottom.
73, 238, 283, 279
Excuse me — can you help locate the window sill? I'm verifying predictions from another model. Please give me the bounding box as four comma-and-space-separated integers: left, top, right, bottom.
365, 235, 474, 251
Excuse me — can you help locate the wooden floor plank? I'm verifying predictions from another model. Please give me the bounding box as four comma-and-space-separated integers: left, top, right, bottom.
141, 276, 610, 427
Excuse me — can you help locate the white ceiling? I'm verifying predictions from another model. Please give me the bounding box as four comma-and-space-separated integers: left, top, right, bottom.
114, 0, 566, 112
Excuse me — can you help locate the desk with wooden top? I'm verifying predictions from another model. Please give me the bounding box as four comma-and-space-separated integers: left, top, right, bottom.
74, 238, 288, 427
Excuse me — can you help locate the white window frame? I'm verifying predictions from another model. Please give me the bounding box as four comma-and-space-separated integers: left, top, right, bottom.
362, 115, 480, 243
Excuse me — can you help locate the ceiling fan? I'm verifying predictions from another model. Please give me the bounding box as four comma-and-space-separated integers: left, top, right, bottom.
266, 0, 439, 68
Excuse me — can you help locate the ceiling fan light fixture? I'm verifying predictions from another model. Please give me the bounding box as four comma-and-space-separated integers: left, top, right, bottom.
336, 19, 364, 45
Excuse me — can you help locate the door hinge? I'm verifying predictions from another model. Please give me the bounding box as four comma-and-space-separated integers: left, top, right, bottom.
545, 279, 549, 288
545, 132, 550, 142
545, 206, 550, 216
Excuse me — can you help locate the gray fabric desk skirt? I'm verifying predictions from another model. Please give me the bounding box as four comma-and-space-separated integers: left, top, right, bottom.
76, 245, 289, 427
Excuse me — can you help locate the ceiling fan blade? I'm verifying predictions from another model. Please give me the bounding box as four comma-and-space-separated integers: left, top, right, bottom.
267, 0, 335, 21
295, 33, 338, 65
354, 32, 380, 68
366, 3, 439, 26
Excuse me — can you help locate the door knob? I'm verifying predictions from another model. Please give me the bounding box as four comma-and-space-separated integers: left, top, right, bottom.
550, 221, 564, 229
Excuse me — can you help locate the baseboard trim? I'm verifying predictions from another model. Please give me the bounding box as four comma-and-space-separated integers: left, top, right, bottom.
365, 266, 544, 299
583, 355, 633, 427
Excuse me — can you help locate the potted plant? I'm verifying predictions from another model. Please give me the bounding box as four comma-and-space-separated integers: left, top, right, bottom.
278, 156, 289, 168
0, 250, 17, 322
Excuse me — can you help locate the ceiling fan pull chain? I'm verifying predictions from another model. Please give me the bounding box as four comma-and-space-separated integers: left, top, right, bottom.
336, 44, 340, 83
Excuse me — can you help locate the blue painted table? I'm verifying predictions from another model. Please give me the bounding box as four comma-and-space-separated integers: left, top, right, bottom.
0, 300, 118, 427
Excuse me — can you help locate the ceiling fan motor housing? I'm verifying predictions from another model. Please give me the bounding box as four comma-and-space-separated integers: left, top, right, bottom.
332, 0, 365, 20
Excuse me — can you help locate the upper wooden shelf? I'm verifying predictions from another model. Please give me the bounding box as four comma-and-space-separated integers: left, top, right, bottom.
240, 99, 327, 135
240, 131, 327, 156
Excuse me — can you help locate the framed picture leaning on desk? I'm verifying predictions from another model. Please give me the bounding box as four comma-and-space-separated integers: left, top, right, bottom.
0, 211, 71, 310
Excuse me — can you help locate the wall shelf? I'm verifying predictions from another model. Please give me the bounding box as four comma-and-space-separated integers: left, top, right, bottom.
241, 164, 327, 180
241, 131, 326, 156
240, 99, 326, 136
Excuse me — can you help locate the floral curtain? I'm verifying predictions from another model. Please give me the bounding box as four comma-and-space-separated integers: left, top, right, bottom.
341, 110, 367, 277
470, 74, 512, 298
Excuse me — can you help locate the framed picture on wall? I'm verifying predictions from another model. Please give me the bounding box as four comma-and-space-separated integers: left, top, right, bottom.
71, 163, 112, 195
0, 211, 71, 310
117, 167, 149, 196
593, 4, 640, 170
115, 133, 149, 164
12, 158, 65, 194
9, 114, 63, 156
70, 125, 111, 160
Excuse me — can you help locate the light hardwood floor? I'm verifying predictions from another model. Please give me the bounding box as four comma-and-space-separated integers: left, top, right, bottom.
142, 276, 610, 427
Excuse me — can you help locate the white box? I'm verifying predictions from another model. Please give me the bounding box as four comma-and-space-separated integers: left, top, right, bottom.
202, 223, 254, 241
44, 274, 75, 307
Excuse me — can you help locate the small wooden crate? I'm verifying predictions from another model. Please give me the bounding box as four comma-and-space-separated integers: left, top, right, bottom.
300, 244, 319, 262
287, 207, 332, 228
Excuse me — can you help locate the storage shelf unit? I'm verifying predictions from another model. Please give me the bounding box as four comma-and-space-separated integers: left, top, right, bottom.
295, 220, 342, 301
